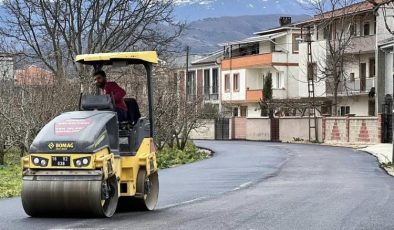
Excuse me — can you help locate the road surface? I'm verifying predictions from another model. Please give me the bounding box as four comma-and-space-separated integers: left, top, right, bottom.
1, 141, 394, 230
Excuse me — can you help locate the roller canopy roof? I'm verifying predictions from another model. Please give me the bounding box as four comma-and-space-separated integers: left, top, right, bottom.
75, 51, 158, 65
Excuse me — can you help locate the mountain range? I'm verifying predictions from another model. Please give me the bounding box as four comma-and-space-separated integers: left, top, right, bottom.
179, 14, 310, 53
174, 0, 311, 21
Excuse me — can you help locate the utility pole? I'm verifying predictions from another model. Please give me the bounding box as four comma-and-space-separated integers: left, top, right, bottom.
186, 46, 190, 75
306, 26, 318, 142
185, 46, 190, 100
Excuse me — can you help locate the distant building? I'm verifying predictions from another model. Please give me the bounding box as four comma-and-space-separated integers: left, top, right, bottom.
296, 1, 380, 116
15, 65, 54, 86
175, 52, 223, 111
0, 53, 15, 81
219, 23, 303, 118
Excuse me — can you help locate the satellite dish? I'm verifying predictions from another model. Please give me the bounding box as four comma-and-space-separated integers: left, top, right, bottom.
216, 57, 223, 65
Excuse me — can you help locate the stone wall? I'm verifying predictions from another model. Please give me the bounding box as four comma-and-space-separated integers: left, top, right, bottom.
190, 116, 382, 145
246, 118, 271, 141
189, 119, 215, 140
232, 117, 247, 139
280, 117, 323, 142
323, 116, 382, 144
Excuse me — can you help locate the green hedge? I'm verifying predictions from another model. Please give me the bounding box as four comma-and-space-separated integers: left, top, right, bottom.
157, 143, 209, 169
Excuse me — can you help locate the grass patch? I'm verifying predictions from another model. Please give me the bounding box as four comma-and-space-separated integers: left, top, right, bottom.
0, 149, 22, 198
157, 143, 210, 169
0, 164, 22, 199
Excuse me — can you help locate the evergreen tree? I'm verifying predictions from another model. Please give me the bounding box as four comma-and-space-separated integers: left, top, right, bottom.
263, 74, 272, 101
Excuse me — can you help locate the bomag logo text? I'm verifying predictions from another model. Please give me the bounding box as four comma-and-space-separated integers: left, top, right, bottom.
56, 143, 74, 149
48, 142, 75, 150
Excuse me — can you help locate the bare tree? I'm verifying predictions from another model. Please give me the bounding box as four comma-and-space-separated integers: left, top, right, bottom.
301, 0, 369, 115
367, 0, 394, 35
0, 69, 79, 161
0, 0, 184, 80
153, 64, 209, 150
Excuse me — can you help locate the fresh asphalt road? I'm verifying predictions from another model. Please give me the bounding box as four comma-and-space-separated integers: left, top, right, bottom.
1, 141, 394, 230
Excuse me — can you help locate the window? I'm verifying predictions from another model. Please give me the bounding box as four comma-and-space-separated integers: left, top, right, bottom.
363, 22, 370, 36
369, 59, 375, 78
259, 72, 265, 88
186, 71, 196, 96
360, 63, 367, 91
323, 26, 332, 40
225, 74, 230, 92
349, 23, 356, 36
240, 106, 247, 117
369, 99, 375, 116
233, 107, 239, 117
292, 34, 300, 53
340, 106, 350, 116
270, 39, 276, 52
233, 73, 240, 92
204, 69, 210, 96
275, 72, 282, 89
349, 73, 355, 82
212, 68, 219, 94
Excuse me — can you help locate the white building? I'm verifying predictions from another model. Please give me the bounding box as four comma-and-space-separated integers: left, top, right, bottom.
297, 1, 378, 116
177, 51, 222, 113
219, 23, 302, 118
376, 1, 394, 112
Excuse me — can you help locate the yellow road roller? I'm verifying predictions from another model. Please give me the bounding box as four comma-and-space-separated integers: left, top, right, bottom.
21, 51, 159, 217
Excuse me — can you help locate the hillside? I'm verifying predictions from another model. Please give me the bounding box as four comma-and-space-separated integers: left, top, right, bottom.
180, 14, 310, 53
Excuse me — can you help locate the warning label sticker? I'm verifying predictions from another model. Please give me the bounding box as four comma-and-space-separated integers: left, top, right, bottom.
55, 119, 92, 136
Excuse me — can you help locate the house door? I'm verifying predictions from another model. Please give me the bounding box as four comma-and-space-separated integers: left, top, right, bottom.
360, 63, 367, 91
270, 118, 280, 142
215, 118, 230, 140
368, 98, 375, 116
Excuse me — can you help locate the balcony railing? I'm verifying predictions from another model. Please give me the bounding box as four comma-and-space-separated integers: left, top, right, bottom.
348, 35, 376, 53
328, 35, 376, 54
221, 53, 273, 70
187, 94, 197, 101
326, 77, 375, 95
224, 47, 260, 59
246, 89, 263, 102
204, 93, 219, 101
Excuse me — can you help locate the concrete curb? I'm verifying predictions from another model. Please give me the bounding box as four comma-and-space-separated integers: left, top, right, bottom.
359, 144, 394, 176
195, 146, 215, 157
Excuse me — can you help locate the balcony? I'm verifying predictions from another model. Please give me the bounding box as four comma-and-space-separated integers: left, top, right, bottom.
221, 53, 273, 70
187, 94, 197, 101
246, 89, 263, 102
326, 77, 375, 95
329, 35, 376, 54
348, 35, 376, 53
204, 93, 219, 101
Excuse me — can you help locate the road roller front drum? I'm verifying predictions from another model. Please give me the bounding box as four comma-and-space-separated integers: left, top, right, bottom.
21, 171, 119, 218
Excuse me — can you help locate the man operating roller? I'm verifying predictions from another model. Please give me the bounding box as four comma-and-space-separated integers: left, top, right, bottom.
94, 70, 128, 122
